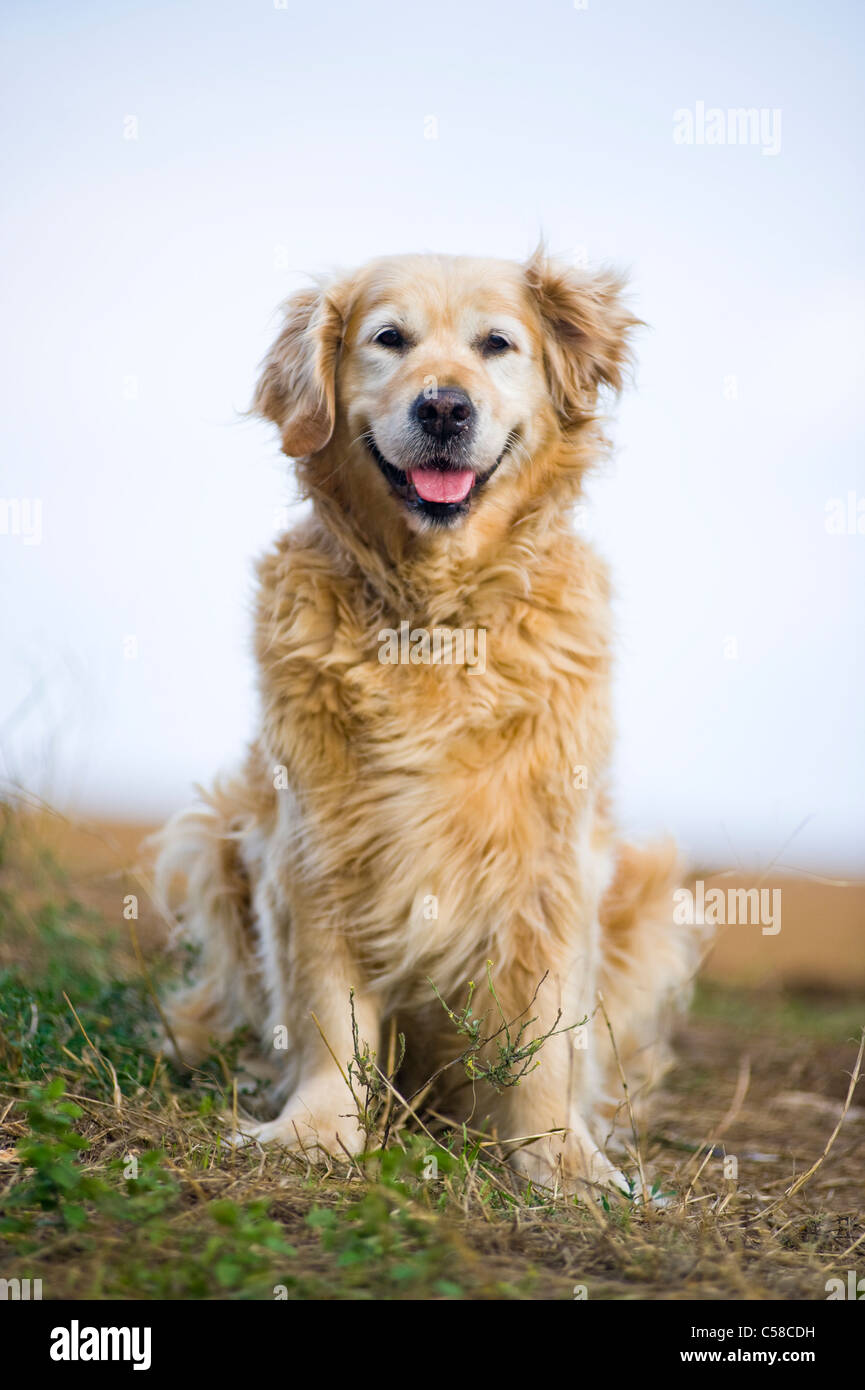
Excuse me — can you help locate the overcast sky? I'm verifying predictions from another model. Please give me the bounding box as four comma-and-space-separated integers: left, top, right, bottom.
1, 0, 863, 871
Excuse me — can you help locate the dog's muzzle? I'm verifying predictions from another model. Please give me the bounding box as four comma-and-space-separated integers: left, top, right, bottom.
365, 432, 509, 525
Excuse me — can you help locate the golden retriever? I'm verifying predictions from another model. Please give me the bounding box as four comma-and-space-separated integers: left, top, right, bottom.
155, 248, 703, 1192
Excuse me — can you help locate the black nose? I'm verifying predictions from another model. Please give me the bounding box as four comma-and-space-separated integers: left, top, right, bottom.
413, 387, 473, 441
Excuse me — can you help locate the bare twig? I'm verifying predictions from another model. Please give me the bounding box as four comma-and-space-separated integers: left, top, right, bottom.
597, 991, 649, 1205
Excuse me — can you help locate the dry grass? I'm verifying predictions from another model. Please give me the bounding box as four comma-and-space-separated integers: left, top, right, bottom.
0, 801, 863, 1301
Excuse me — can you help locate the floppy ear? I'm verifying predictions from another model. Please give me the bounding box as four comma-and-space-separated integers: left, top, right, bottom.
524, 246, 641, 426
252, 282, 346, 456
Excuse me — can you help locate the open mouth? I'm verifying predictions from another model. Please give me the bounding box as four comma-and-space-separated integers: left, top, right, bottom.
365, 433, 509, 524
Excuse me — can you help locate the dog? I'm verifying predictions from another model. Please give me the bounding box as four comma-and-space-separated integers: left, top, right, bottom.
155, 247, 704, 1191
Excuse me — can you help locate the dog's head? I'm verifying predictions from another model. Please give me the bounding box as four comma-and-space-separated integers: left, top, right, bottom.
254, 249, 638, 535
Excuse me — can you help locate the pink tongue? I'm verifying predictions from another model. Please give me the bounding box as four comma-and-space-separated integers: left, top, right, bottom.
408, 469, 474, 504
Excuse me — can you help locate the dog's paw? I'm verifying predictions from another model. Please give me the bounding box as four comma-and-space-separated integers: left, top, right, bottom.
230, 1083, 364, 1159
510, 1130, 629, 1198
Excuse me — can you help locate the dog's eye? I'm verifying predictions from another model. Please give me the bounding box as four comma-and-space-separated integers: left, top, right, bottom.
374, 327, 405, 349
481, 332, 513, 356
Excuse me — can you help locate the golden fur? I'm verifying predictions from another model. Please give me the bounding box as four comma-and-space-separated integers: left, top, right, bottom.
154, 248, 705, 1191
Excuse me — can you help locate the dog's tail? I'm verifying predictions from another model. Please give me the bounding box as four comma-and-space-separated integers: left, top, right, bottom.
152, 780, 261, 1065
595, 840, 709, 1125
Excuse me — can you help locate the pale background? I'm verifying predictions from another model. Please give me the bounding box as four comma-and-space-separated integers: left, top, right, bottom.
2, 0, 863, 873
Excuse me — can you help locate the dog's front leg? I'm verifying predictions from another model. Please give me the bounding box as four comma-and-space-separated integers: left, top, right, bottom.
238, 920, 380, 1159
487, 953, 625, 1196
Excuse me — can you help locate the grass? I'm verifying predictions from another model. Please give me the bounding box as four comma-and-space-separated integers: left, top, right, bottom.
0, 801, 863, 1301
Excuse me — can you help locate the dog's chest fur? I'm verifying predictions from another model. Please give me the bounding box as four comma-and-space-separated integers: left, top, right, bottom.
252, 526, 615, 983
